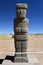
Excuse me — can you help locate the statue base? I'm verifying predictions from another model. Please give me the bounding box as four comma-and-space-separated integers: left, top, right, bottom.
2, 53, 40, 65
14, 52, 28, 62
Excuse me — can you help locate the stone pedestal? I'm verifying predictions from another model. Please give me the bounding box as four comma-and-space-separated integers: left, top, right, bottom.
2, 54, 40, 65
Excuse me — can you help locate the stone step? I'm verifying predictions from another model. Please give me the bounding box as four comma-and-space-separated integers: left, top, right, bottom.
14, 57, 28, 62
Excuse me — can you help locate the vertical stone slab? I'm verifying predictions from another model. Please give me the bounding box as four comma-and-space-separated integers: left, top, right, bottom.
14, 3, 29, 62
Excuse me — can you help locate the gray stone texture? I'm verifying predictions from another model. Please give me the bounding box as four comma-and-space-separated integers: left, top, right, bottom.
16, 4, 28, 18
15, 28, 28, 33
15, 35, 28, 41
14, 3, 28, 62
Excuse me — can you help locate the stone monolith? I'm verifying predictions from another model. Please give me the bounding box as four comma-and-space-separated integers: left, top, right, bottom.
14, 3, 29, 62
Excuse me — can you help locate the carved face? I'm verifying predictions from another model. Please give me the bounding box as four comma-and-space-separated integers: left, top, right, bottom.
16, 8, 27, 18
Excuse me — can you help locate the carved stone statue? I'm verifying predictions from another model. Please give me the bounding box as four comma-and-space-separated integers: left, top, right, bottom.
14, 3, 28, 62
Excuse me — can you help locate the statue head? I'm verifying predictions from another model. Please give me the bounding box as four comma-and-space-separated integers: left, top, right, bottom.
16, 3, 28, 19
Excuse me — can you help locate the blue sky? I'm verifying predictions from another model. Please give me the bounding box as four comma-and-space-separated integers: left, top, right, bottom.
0, 0, 43, 34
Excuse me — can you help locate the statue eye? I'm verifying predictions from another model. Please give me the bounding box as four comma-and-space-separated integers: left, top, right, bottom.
23, 10, 25, 12
23, 9, 26, 13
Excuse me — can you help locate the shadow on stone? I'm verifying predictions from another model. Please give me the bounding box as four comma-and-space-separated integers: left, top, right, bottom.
5, 55, 14, 62
0, 59, 4, 64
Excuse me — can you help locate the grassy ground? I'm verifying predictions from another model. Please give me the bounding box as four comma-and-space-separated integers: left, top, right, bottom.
0, 35, 13, 40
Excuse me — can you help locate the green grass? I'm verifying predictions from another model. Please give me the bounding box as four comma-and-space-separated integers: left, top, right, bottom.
0, 36, 13, 40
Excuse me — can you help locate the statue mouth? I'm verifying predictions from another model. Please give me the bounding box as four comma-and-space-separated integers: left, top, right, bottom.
18, 15, 24, 19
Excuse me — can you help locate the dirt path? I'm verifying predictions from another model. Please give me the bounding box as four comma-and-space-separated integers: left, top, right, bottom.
0, 40, 15, 59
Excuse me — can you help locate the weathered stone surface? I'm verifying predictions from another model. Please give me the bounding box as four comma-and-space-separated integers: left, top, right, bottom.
15, 35, 28, 41
15, 41, 28, 52
15, 41, 28, 47
15, 28, 28, 33
16, 4, 28, 18
14, 28, 21, 32
15, 42, 21, 48
14, 3, 28, 62
22, 28, 28, 33
16, 48, 21, 52
21, 41, 28, 48
14, 18, 28, 28
16, 4, 28, 9
21, 48, 27, 52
